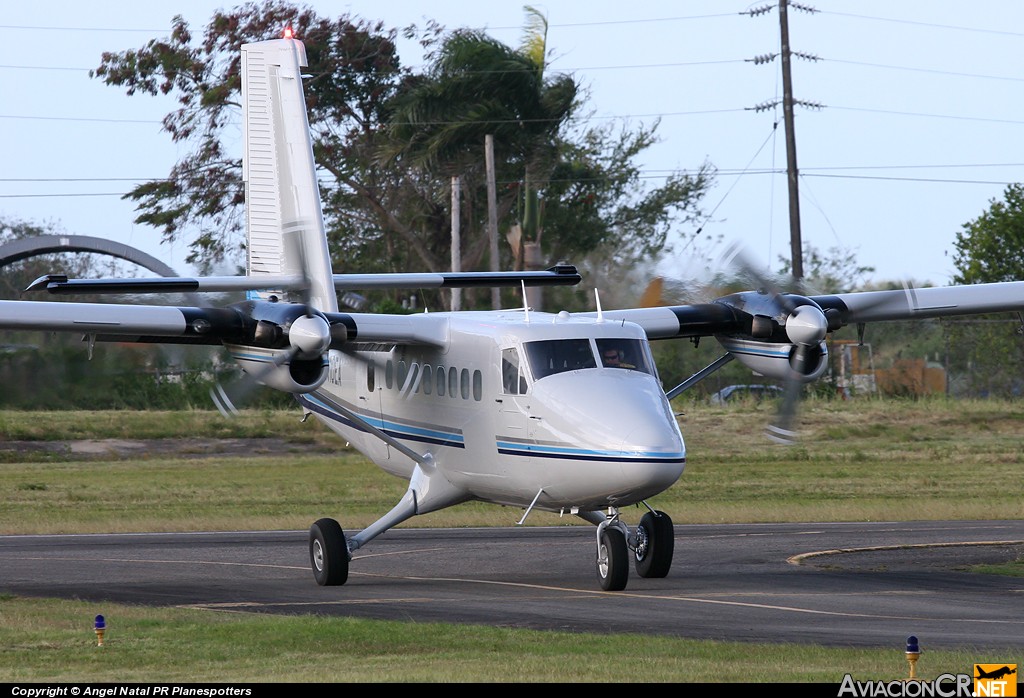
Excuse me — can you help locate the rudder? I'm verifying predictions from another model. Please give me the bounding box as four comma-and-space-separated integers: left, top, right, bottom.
241, 37, 337, 313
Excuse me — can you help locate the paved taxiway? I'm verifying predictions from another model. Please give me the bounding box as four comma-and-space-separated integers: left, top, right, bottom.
2, 521, 1022, 650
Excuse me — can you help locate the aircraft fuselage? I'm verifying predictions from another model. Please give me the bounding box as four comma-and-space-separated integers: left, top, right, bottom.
298, 310, 686, 513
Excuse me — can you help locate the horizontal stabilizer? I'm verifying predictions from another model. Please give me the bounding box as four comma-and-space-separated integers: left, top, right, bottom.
27, 265, 581, 295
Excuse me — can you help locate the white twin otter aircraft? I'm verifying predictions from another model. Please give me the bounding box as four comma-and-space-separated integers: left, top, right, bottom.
5, 36, 1024, 591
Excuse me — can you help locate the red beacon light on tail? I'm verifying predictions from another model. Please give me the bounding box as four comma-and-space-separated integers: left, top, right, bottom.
283, 26, 294, 39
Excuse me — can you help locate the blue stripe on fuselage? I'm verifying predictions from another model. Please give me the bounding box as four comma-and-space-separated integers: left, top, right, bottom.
299, 393, 465, 449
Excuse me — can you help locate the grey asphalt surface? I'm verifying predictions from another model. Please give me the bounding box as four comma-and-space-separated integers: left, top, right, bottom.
2, 520, 1023, 650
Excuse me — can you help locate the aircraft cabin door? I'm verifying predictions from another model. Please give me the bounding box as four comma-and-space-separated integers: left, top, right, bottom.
357, 357, 389, 461
496, 347, 532, 464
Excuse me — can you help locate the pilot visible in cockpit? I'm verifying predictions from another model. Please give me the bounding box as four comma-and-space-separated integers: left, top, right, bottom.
601, 347, 635, 369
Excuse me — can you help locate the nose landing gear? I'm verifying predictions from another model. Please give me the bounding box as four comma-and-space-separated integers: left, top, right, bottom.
594, 507, 675, 591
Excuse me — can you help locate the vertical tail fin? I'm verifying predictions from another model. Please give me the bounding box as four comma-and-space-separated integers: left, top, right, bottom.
241, 37, 337, 313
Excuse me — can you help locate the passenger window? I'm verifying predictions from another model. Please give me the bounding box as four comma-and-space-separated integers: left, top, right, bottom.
473, 370, 482, 401
422, 365, 432, 395
397, 361, 408, 388
460, 368, 470, 399
448, 366, 458, 398
436, 366, 446, 396
385, 360, 394, 389
367, 363, 375, 392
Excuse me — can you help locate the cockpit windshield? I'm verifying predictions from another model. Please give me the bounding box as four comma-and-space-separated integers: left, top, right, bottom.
524, 339, 596, 380
523, 337, 654, 381
596, 338, 652, 375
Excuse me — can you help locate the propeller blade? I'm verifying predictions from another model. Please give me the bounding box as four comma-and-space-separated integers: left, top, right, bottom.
210, 380, 242, 419
720, 241, 804, 310
209, 343, 304, 417
765, 345, 808, 445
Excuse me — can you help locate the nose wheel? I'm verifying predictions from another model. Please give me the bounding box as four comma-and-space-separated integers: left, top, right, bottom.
634, 510, 674, 578
596, 526, 629, 591
593, 508, 675, 591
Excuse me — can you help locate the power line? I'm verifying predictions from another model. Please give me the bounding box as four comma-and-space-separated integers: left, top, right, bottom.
801, 173, 1018, 186
826, 58, 1024, 84
828, 105, 1024, 126
0, 24, 165, 32
4, 167, 1019, 200
818, 10, 1024, 38
0, 114, 162, 124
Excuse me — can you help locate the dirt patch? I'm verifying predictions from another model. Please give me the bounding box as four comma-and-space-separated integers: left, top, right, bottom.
794, 542, 1024, 573
0, 437, 336, 460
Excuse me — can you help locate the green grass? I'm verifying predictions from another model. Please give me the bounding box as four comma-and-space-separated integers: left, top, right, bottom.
0, 597, 996, 683
4, 398, 1023, 532
1, 398, 1022, 682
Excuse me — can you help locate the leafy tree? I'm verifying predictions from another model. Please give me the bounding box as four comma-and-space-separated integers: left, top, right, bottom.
946, 184, 1024, 396
91, 0, 409, 273
952, 183, 1024, 284
381, 8, 711, 310
92, 1, 712, 312
776, 243, 875, 295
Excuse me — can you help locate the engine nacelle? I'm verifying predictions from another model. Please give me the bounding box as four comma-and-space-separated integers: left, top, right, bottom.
225, 345, 329, 394
715, 337, 829, 383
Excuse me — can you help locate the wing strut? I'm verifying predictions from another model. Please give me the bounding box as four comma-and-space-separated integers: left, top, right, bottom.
303, 394, 429, 466
516, 488, 546, 525
665, 353, 735, 400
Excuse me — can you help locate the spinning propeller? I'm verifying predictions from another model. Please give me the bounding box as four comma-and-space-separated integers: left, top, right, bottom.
719, 244, 830, 445
210, 229, 335, 417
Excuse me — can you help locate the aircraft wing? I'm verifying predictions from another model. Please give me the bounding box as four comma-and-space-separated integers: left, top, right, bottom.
0, 300, 251, 345
599, 304, 747, 339
600, 280, 1024, 340
0, 299, 452, 350
321, 312, 450, 348
810, 280, 1024, 324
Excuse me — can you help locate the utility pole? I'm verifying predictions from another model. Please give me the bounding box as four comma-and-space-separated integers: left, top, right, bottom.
749, 1, 820, 280
485, 135, 500, 310
451, 175, 461, 311
778, 0, 803, 280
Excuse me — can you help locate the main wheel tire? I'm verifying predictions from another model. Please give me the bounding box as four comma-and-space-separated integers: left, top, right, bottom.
634, 510, 674, 578
310, 518, 349, 586
597, 527, 629, 591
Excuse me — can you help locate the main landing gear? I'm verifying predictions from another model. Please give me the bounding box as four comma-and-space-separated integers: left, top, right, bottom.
592, 508, 674, 591
307, 457, 472, 587
310, 518, 349, 586
309, 505, 675, 592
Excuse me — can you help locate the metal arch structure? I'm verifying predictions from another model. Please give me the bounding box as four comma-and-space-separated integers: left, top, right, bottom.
0, 234, 179, 277
0, 234, 200, 305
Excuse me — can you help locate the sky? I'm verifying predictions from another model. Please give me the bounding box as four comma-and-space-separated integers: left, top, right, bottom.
2, 0, 1023, 292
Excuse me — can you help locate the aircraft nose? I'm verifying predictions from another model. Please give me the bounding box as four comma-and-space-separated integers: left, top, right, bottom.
533, 372, 685, 467
618, 419, 686, 486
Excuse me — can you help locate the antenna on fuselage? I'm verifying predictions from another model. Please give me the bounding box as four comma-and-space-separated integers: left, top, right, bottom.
595, 288, 604, 323
521, 281, 530, 323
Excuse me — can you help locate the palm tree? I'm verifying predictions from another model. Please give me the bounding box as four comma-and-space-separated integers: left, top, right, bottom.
382, 7, 577, 283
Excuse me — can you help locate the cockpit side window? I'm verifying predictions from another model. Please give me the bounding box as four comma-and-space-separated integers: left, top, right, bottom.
596, 338, 652, 375
524, 339, 596, 380
501, 348, 529, 394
